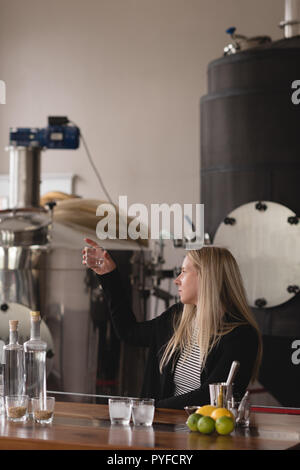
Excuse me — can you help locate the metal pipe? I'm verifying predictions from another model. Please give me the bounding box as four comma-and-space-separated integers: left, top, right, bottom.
6, 145, 41, 209
280, 0, 300, 38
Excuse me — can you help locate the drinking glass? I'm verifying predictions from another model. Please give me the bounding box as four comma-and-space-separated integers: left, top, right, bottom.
131, 398, 155, 426
32, 397, 55, 424
109, 398, 132, 425
227, 398, 240, 420
83, 246, 104, 268
209, 382, 233, 407
5, 395, 29, 422
241, 401, 251, 427
227, 398, 251, 427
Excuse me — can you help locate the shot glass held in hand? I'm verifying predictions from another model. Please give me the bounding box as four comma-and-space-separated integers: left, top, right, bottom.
82, 246, 104, 268
131, 398, 155, 426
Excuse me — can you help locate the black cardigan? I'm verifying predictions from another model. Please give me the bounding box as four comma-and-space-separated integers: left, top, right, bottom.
98, 269, 259, 409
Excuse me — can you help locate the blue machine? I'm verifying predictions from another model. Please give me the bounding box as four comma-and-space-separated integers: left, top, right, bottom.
9, 116, 80, 149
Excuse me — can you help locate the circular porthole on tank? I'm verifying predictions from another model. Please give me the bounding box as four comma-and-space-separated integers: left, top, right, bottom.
213, 201, 300, 308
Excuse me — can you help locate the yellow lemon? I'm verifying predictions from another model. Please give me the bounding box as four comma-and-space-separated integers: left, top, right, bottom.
210, 407, 235, 421
196, 405, 217, 416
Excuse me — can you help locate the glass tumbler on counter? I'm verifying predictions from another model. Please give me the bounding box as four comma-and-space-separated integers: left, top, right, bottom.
5, 395, 29, 422
32, 397, 55, 424
109, 398, 132, 425
227, 398, 251, 427
131, 398, 155, 426
209, 383, 233, 408
227, 398, 240, 420
240, 401, 251, 427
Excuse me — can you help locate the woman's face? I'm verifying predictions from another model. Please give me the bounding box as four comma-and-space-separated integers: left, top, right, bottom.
174, 255, 199, 305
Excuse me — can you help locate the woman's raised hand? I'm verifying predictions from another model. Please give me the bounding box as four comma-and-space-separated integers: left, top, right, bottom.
82, 238, 116, 275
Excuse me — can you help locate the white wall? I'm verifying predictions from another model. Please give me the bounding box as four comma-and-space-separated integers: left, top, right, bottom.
0, 0, 286, 312
0, 0, 284, 206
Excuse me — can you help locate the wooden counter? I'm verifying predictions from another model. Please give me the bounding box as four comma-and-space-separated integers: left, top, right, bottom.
0, 401, 299, 450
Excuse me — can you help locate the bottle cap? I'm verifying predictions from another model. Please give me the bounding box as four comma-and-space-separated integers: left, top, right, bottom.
30, 311, 40, 320
9, 320, 19, 331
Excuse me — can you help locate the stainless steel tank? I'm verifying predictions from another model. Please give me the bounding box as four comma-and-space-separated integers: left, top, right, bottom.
5, 145, 41, 209
0, 145, 151, 402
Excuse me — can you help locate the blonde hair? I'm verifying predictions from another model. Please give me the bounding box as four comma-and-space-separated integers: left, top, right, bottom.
159, 246, 262, 382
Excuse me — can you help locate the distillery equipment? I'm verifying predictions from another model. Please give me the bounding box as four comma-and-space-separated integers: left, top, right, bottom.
0, 119, 152, 401
200, 2, 300, 406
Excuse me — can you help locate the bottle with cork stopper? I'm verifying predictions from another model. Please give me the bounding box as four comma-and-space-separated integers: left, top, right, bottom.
24, 311, 47, 413
3, 319, 25, 397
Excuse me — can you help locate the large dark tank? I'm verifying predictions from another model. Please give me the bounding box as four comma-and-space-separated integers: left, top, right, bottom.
200, 36, 300, 407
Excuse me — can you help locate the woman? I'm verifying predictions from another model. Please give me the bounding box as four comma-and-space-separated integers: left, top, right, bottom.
83, 238, 262, 409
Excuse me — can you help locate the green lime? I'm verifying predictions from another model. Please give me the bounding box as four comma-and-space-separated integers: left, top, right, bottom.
215, 416, 235, 435
186, 413, 203, 431
197, 416, 215, 434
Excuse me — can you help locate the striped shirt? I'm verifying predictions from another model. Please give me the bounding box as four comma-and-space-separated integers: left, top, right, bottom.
173, 329, 201, 396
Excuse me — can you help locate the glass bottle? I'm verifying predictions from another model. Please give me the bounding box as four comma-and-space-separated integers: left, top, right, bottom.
24, 312, 47, 410
236, 390, 251, 427
3, 320, 25, 397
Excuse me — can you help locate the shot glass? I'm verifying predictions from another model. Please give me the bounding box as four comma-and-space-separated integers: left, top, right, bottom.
5, 395, 29, 422
131, 398, 155, 426
32, 397, 55, 424
82, 246, 104, 268
109, 398, 132, 425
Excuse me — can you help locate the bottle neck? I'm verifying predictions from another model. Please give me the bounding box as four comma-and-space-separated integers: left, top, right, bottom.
30, 320, 41, 340
9, 330, 18, 344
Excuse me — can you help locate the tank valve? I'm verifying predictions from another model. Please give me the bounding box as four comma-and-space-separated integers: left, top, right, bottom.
287, 285, 300, 294
255, 202, 267, 211
224, 217, 236, 225
287, 216, 299, 225
46, 349, 55, 359
255, 298, 267, 308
